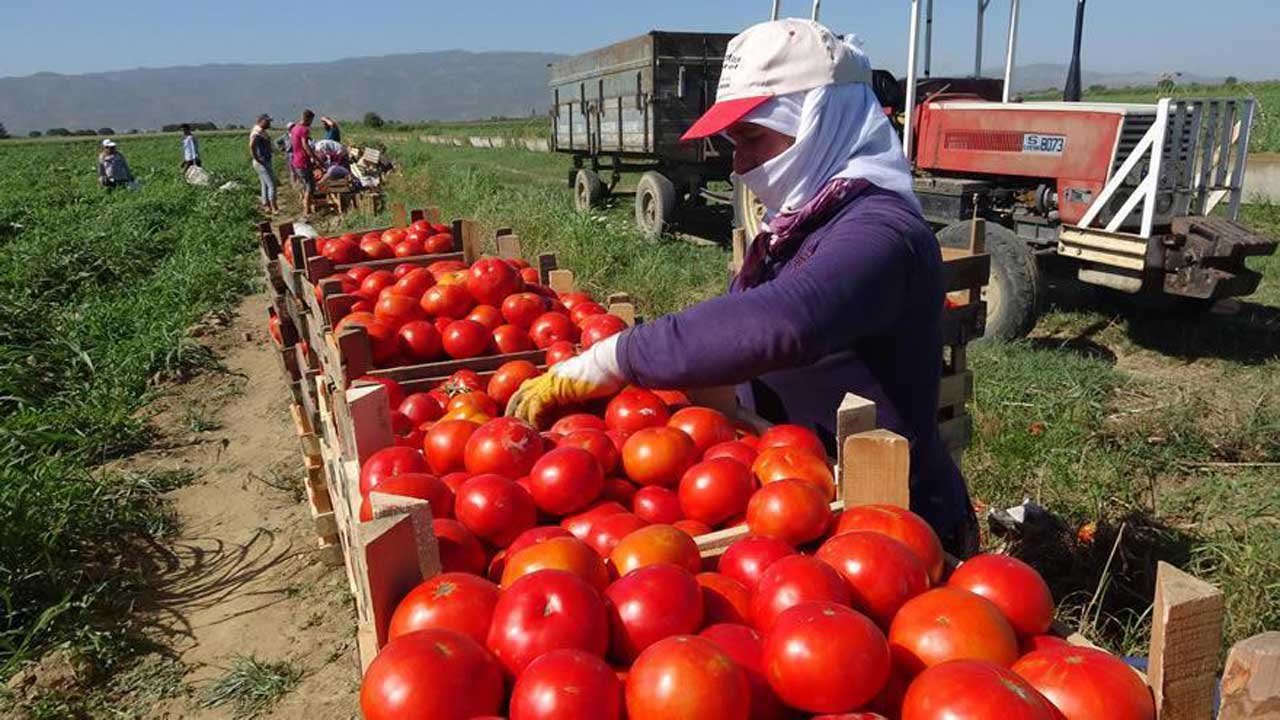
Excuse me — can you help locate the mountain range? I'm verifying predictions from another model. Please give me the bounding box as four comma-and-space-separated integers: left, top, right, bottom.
0, 50, 1236, 135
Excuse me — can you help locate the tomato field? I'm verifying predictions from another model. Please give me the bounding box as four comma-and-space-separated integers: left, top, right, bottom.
0, 135, 260, 674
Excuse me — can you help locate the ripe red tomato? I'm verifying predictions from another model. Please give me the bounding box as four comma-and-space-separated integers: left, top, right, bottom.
551, 413, 606, 434
399, 392, 443, 426
757, 424, 826, 458
424, 232, 454, 253
632, 486, 684, 524
388, 572, 499, 644
901, 660, 1060, 720
357, 270, 396, 301
396, 320, 443, 361
1021, 634, 1071, 655
751, 555, 851, 631
468, 257, 522, 306
322, 237, 362, 264
696, 573, 753, 626
392, 236, 422, 257
492, 323, 535, 353
587, 512, 649, 557
947, 554, 1055, 637
678, 458, 755, 526
359, 446, 427, 494
441, 319, 491, 358
391, 262, 419, 280
835, 505, 945, 584
558, 429, 620, 475
359, 472, 453, 521
382, 228, 407, 245
580, 313, 628, 348
486, 569, 609, 675
703, 440, 759, 467
510, 649, 623, 720
763, 602, 891, 713
529, 311, 579, 348
545, 340, 577, 365
501, 535, 609, 591
569, 301, 607, 324
464, 417, 544, 478
361, 628, 503, 720
816, 531, 930, 628
558, 291, 593, 310
421, 283, 474, 319
718, 536, 796, 590
672, 518, 712, 535
698, 623, 791, 720
345, 265, 374, 284
622, 427, 696, 487
446, 390, 498, 419
428, 258, 467, 276
432, 518, 487, 574
465, 304, 502, 331
745, 478, 831, 545
267, 313, 283, 345
518, 266, 540, 284
501, 292, 549, 329
668, 407, 736, 454
374, 292, 423, 327
752, 447, 835, 500
888, 588, 1020, 676
422, 419, 479, 474
602, 476, 638, 505
609, 523, 701, 575
455, 474, 537, 547
625, 635, 750, 720
442, 369, 484, 393
527, 446, 605, 516
487, 360, 539, 407
561, 501, 627, 542
605, 563, 704, 663
1012, 646, 1155, 720
393, 267, 435, 298
605, 388, 670, 433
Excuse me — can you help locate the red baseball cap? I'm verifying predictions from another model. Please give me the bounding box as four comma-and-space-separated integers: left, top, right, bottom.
682, 19, 871, 141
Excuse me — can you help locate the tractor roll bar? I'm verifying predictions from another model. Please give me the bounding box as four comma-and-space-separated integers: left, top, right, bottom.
769, 1, 821, 21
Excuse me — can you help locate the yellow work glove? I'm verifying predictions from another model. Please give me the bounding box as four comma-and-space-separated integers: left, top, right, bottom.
507, 334, 626, 427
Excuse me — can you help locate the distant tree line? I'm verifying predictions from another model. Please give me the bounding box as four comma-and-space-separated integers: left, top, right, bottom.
160, 121, 218, 132
0, 122, 8, 140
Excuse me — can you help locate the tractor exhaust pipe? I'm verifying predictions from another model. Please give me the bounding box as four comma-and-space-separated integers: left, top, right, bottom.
1064, 0, 1086, 102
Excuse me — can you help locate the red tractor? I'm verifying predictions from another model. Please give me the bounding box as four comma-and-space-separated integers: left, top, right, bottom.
736, 0, 1276, 339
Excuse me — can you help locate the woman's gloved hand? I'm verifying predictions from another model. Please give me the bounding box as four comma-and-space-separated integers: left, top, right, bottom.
506, 334, 627, 426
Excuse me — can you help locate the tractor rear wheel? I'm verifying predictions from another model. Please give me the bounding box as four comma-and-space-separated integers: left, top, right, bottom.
937, 221, 1042, 341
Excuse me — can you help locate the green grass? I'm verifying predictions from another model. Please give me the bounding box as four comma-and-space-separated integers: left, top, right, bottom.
1027, 80, 1280, 153
0, 134, 264, 675
350, 129, 1280, 656
200, 655, 302, 719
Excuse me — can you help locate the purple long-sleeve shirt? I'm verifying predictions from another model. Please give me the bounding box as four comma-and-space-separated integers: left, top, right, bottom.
615, 184, 971, 543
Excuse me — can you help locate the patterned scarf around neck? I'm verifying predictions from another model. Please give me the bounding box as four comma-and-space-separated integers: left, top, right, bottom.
736, 177, 870, 289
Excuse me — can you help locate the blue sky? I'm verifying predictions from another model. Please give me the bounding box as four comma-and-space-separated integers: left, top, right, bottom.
1, 0, 1276, 80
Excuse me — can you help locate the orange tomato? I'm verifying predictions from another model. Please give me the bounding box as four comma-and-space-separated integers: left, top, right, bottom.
609, 524, 701, 576
500, 535, 609, 591
751, 446, 835, 500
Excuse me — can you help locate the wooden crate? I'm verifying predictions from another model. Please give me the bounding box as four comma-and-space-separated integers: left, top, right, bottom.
289, 401, 341, 566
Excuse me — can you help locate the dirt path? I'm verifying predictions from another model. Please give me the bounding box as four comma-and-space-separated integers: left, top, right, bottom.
110, 291, 360, 719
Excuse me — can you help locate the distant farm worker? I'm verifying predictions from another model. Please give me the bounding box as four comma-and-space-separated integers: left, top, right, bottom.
97, 139, 134, 191
180, 124, 201, 170
508, 20, 976, 553
320, 115, 342, 142
249, 114, 280, 214
290, 109, 320, 217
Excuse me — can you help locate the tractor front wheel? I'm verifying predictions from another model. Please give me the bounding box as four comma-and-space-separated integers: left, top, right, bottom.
937, 221, 1042, 341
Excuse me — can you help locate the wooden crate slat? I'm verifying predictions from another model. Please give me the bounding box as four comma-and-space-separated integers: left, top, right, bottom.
940, 302, 986, 347
937, 370, 974, 412
937, 414, 972, 452
840, 429, 911, 509
941, 252, 991, 294
1149, 561, 1226, 720
1218, 632, 1280, 719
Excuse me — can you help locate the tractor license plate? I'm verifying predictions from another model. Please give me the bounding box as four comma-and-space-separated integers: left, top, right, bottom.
1022, 134, 1066, 154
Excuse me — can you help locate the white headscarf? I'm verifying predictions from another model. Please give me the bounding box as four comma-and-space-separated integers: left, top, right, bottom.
730, 40, 920, 219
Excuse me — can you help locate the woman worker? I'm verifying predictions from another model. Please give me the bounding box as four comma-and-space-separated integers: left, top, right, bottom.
508, 19, 976, 553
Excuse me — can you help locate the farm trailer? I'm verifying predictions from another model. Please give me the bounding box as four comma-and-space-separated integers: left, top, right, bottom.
549, 31, 737, 238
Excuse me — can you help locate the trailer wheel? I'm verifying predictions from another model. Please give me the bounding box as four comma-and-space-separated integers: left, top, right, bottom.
574, 169, 605, 212
635, 171, 676, 239
937, 221, 1042, 341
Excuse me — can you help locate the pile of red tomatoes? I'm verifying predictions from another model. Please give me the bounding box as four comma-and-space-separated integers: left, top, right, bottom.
282, 217, 456, 266
329, 252, 628, 367
355, 383, 1156, 720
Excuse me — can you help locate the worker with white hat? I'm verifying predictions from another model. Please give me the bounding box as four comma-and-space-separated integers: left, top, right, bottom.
97, 138, 135, 191
510, 19, 974, 552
